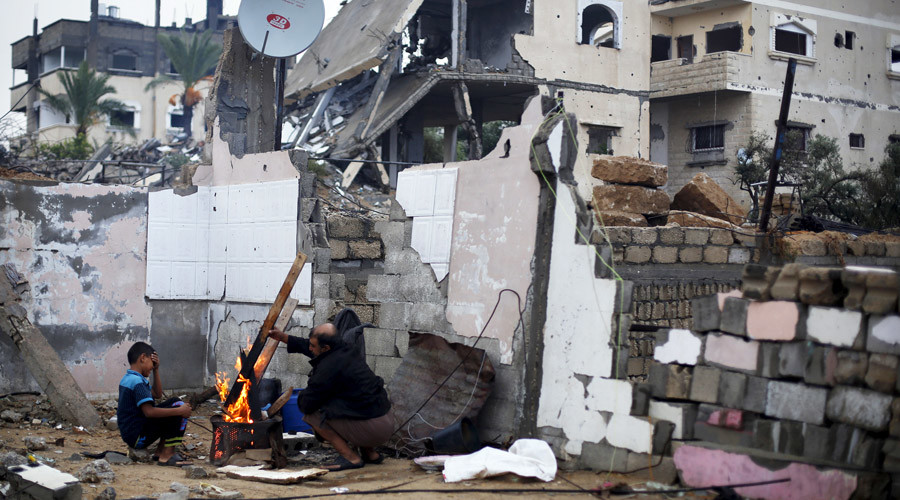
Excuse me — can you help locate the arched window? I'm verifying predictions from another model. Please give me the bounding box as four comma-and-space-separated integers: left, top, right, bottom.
111, 49, 138, 71
581, 5, 615, 47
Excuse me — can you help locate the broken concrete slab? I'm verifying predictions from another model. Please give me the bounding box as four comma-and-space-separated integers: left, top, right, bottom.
4, 461, 82, 500
590, 156, 667, 187
593, 209, 647, 227
670, 172, 747, 225
592, 184, 670, 214
217, 464, 328, 484
666, 210, 740, 229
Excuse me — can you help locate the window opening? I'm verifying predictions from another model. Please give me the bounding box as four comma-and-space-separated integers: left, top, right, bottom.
888, 134, 900, 145
693, 125, 725, 151
785, 127, 809, 152
844, 31, 854, 50
111, 51, 138, 71
63, 47, 85, 68
849, 133, 865, 149
586, 125, 618, 155
651, 35, 671, 62
109, 109, 135, 128
581, 5, 616, 48
42, 47, 62, 73
892, 46, 900, 72
677, 35, 694, 62
774, 24, 808, 56
706, 25, 742, 53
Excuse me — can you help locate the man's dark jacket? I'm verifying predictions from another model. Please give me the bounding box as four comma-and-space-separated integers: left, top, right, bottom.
287, 336, 391, 421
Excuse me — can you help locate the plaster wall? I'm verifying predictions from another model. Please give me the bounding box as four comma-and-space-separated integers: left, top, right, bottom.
0, 182, 151, 394
667, 4, 753, 57
467, 0, 533, 69
444, 100, 543, 364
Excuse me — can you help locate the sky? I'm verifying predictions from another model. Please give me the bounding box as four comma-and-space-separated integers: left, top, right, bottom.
0, 0, 341, 135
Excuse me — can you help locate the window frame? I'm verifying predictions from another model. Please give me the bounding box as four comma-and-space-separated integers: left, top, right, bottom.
849, 133, 865, 150
692, 124, 726, 152
107, 102, 141, 130
576, 0, 623, 49
706, 24, 742, 54
768, 13, 817, 64
110, 50, 139, 72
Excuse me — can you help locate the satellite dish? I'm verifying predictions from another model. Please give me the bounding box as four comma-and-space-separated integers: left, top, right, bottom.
237, 0, 325, 58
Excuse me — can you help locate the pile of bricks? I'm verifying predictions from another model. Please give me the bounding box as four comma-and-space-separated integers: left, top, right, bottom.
638, 263, 900, 496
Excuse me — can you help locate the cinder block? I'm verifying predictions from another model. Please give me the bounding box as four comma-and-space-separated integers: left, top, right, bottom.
798, 267, 846, 306
684, 228, 709, 245
803, 346, 829, 386
689, 365, 721, 404
777, 420, 804, 456
802, 423, 832, 461
770, 263, 808, 301
834, 350, 868, 385
362, 328, 397, 357
625, 246, 651, 263
312, 273, 330, 299
366, 275, 401, 302
741, 264, 780, 301
865, 354, 899, 394
691, 295, 721, 332
694, 408, 754, 447
704, 333, 759, 373
867, 315, 900, 355
703, 246, 728, 264
377, 302, 410, 330
743, 376, 768, 413
373, 355, 403, 382
313, 247, 331, 273
752, 419, 778, 452
384, 248, 426, 275
719, 297, 749, 337
746, 301, 801, 341
805, 306, 862, 347
329, 239, 348, 259
708, 229, 734, 246
778, 342, 810, 379
765, 381, 828, 425
649, 400, 697, 440
863, 271, 899, 314
631, 384, 651, 416
842, 267, 868, 310
648, 362, 691, 399
653, 329, 701, 365
891, 398, 900, 438
327, 214, 367, 239
373, 220, 406, 251
718, 371, 747, 409
759, 342, 780, 378
409, 302, 452, 333
826, 386, 892, 431
349, 240, 382, 259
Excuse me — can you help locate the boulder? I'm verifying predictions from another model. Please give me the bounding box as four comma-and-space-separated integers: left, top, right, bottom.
671, 173, 746, 225
593, 185, 670, 215
591, 156, 667, 187
666, 210, 739, 230
594, 209, 647, 227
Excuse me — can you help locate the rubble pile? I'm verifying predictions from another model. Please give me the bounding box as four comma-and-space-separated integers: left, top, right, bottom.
591, 155, 670, 227
0, 394, 62, 428
643, 262, 900, 498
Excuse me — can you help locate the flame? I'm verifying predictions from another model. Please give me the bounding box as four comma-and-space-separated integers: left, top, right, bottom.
215, 348, 255, 423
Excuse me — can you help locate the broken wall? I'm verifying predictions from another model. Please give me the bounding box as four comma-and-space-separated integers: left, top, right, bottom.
0, 182, 151, 394
466, 0, 533, 70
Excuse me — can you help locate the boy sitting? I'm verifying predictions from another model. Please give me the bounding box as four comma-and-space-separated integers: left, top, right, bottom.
117, 342, 193, 466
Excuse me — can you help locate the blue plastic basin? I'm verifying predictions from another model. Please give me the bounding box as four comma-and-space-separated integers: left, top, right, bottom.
281, 388, 312, 433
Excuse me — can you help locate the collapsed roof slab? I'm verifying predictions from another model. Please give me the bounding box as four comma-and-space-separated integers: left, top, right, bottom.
329, 72, 539, 159
284, 0, 426, 101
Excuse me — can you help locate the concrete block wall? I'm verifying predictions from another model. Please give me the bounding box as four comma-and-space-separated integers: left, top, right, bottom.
644, 264, 900, 496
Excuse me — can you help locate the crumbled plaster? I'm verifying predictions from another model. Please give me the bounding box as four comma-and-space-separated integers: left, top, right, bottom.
536, 182, 618, 452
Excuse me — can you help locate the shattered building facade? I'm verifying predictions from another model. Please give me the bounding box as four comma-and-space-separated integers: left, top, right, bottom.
9, 0, 232, 146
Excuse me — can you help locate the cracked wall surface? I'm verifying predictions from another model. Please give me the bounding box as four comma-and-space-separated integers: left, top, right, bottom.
0, 182, 151, 394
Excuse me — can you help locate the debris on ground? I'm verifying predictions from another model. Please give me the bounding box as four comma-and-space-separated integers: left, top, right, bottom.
217, 464, 328, 484
76, 459, 116, 483
442, 439, 557, 483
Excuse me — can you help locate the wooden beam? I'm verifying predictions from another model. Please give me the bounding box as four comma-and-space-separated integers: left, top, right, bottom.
340, 160, 364, 188
224, 252, 307, 408
253, 298, 299, 381
451, 82, 483, 159
267, 387, 294, 417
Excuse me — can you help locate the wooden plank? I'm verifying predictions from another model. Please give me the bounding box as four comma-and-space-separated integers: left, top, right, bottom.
224, 252, 307, 408
354, 45, 402, 141
253, 298, 298, 380
267, 387, 294, 417
217, 465, 328, 484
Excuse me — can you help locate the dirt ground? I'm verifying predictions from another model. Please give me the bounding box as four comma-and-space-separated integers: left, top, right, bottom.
0, 394, 712, 499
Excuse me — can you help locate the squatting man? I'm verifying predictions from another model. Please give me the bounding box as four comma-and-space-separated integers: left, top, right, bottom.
268, 323, 393, 471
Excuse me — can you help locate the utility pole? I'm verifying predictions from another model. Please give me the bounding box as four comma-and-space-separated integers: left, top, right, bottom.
759, 58, 797, 233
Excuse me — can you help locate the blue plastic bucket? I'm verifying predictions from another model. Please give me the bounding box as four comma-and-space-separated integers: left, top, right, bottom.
281, 389, 312, 433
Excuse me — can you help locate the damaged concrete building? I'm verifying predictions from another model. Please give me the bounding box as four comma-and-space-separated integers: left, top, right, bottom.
9, 1, 232, 146
3, 0, 900, 497
286, 0, 900, 209
648, 0, 900, 206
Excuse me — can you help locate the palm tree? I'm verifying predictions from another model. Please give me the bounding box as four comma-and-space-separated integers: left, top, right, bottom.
38, 61, 127, 137
147, 30, 221, 138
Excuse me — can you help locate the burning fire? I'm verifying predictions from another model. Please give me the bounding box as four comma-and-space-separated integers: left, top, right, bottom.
215, 347, 254, 423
